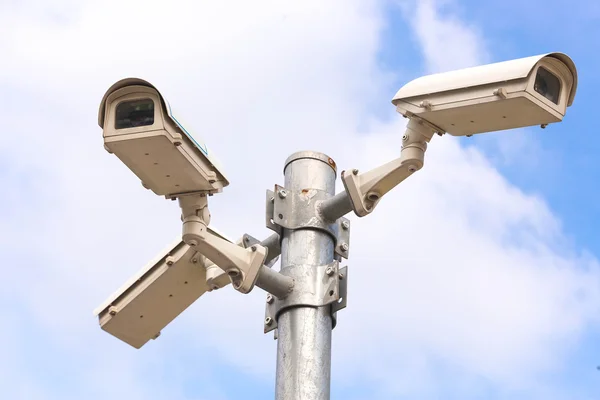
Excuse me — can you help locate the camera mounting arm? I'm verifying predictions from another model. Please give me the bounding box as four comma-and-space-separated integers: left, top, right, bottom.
322, 119, 436, 219
178, 194, 268, 294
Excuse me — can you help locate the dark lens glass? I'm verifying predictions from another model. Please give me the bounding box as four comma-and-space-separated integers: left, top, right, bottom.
534, 67, 560, 105
115, 99, 154, 129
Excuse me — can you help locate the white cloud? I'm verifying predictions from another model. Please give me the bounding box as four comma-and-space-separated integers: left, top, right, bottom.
1, 0, 599, 399
399, 0, 490, 73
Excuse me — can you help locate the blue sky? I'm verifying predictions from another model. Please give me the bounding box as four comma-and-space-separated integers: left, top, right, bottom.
1, 0, 600, 399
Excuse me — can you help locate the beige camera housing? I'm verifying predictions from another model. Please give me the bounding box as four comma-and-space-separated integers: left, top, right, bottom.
98, 78, 228, 198
93, 227, 235, 349
392, 52, 578, 136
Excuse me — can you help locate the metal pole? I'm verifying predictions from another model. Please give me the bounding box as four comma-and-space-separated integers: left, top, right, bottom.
275, 151, 337, 400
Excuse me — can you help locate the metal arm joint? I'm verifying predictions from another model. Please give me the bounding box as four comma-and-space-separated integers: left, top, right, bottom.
341, 119, 435, 217
178, 194, 268, 294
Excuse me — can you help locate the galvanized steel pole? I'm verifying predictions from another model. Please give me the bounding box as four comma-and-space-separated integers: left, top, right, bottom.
275, 151, 337, 400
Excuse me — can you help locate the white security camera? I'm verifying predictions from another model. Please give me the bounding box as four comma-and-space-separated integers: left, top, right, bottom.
336, 52, 579, 218
98, 78, 229, 198
93, 226, 238, 349
98, 79, 267, 289
93, 237, 208, 349
392, 52, 578, 136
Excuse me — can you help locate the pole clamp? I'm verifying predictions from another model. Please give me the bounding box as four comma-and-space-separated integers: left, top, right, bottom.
265, 185, 351, 259
263, 261, 348, 338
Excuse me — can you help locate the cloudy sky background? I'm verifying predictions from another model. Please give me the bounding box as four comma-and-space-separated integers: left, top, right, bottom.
1, 0, 600, 399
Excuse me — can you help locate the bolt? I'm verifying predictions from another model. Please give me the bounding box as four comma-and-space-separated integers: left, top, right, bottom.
265, 317, 273, 326
266, 294, 274, 304
341, 220, 350, 230
108, 306, 118, 316
278, 190, 287, 199
339, 273, 344, 280
325, 266, 334, 276
251, 245, 257, 252
402, 134, 408, 142
340, 242, 349, 252
270, 196, 275, 203
352, 169, 359, 175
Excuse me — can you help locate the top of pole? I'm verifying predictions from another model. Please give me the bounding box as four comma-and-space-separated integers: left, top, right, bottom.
284, 151, 337, 175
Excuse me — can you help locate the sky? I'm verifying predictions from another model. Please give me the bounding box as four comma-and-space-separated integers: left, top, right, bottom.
0, 0, 599, 399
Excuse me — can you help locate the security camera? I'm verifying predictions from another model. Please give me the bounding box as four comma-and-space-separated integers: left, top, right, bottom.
392, 52, 578, 136
93, 225, 271, 349
93, 237, 210, 349
97, 79, 265, 280
98, 78, 229, 198
335, 52, 579, 218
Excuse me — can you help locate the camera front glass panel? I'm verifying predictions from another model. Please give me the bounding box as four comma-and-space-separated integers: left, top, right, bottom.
115, 98, 155, 129
534, 66, 561, 105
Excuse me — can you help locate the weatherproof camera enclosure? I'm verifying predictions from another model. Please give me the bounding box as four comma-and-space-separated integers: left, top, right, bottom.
392, 52, 577, 136
98, 78, 229, 198
93, 232, 232, 349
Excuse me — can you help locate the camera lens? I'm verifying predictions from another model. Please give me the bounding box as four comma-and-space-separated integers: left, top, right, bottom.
534, 67, 560, 105
115, 99, 155, 129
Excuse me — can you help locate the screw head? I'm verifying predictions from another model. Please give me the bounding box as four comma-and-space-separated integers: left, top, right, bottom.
278, 190, 287, 199
265, 317, 273, 326
339, 273, 344, 280
251, 245, 257, 252
188, 240, 198, 247
266, 294, 274, 304
340, 242, 349, 252
325, 266, 334, 276
408, 165, 417, 173
352, 169, 359, 175
108, 306, 118, 316
341, 220, 350, 230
